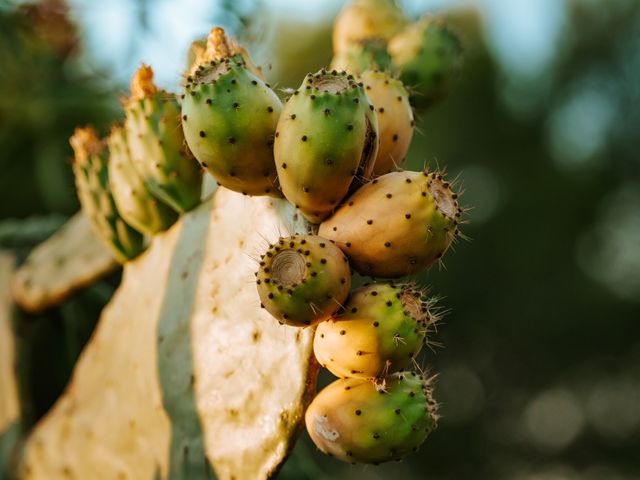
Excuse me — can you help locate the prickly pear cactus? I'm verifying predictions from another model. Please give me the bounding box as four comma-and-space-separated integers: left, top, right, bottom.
108, 127, 178, 236
359, 69, 414, 176
305, 372, 437, 464
333, 0, 405, 54
275, 70, 379, 223
124, 65, 202, 214
70, 127, 145, 263
388, 16, 463, 106
256, 235, 351, 326
182, 51, 282, 197
11, 212, 116, 313
19, 188, 317, 480
319, 170, 461, 277
314, 283, 436, 378
0, 252, 20, 469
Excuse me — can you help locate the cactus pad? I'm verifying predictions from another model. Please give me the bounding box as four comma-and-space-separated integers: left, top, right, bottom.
10, 213, 117, 313
19, 189, 317, 480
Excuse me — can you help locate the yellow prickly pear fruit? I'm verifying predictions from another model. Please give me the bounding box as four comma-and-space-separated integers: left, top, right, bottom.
319, 170, 461, 278
359, 69, 414, 176
305, 372, 438, 464
314, 283, 438, 378
333, 0, 405, 54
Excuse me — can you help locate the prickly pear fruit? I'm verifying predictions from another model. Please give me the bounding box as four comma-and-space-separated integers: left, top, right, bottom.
319, 170, 461, 278
333, 0, 405, 54
256, 235, 351, 327
314, 283, 437, 378
305, 372, 437, 464
330, 39, 392, 75
359, 70, 414, 176
274, 70, 379, 223
388, 16, 463, 107
70, 127, 144, 263
107, 126, 178, 236
182, 51, 282, 197
124, 64, 202, 213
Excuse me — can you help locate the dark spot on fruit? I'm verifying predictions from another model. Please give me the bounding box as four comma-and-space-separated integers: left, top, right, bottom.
199, 131, 205, 137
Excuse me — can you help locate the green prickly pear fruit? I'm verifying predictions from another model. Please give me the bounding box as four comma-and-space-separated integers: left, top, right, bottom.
359, 70, 414, 176
333, 0, 405, 54
318, 170, 461, 278
256, 235, 351, 327
388, 16, 463, 107
330, 39, 392, 75
182, 45, 282, 197
124, 64, 202, 213
107, 126, 178, 236
274, 70, 379, 223
70, 127, 144, 263
305, 372, 438, 464
314, 283, 438, 378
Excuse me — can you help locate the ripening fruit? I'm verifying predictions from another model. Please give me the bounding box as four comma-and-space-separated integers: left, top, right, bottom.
182, 55, 282, 197
388, 16, 463, 107
70, 127, 144, 263
256, 235, 351, 327
319, 170, 461, 278
305, 372, 438, 464
333, 0, 405, 54
124, 64, 202, 213
107, 126, 178, 236
330, 39, 392, 76
274, 69, 379, 223
358, 69, 414, 176
314, 283, 438, 378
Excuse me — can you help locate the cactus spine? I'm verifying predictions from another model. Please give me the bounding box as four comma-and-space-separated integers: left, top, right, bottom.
256, 235, 351, 327
314, 283, 437, 378
70, 127, 144, 263
182, 30, 282, 197
124, 65, 202, 213
319, 170, 461, 278
107, 126, 178, 236
305, 372, 437, 464
274, 70, 379, 223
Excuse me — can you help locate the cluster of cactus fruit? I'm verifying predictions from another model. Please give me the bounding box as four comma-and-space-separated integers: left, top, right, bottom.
69, 0, 464, 467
